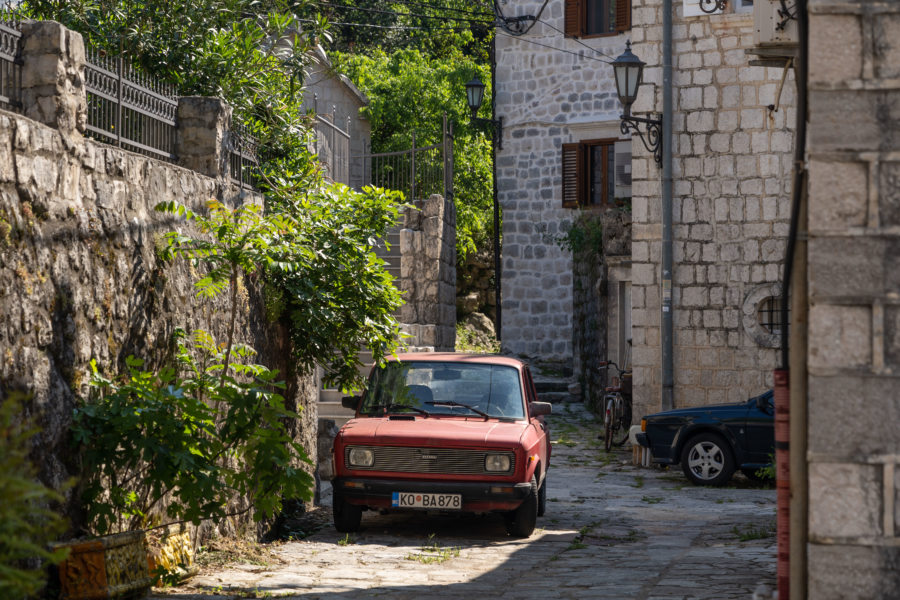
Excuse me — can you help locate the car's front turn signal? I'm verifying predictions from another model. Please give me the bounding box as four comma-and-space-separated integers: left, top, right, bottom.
641, 418, 647, 432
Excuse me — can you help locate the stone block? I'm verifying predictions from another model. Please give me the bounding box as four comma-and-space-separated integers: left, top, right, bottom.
809, 15, 863, 83
809, 237, 884, 299
809, 462, 883, 538
878, 162, 900, 227
808, 374, 900, 456
809, 89, 900, 153
808, 304, 872, 370
807, 544, 900, 600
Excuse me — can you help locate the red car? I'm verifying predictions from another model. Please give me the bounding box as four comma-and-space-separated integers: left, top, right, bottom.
331, 353, 552, 537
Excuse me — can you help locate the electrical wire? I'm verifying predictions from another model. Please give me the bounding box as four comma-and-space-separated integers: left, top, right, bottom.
376, 0, 494, 19
493, 0, 549, 36
535, 18, 620, 62
496, 31, 612, 64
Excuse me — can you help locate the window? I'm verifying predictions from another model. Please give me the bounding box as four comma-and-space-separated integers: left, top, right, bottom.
562, 139, 631, 208
757, 296, 786, 336
565, 0, 631, 38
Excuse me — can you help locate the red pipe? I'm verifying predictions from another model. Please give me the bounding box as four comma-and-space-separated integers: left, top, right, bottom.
774, 369, 790, 598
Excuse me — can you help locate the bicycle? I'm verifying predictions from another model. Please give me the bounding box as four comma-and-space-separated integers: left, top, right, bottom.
598, 360, 632, 451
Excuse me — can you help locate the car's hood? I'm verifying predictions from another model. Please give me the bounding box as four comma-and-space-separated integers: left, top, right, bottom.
339, 416, 528, 448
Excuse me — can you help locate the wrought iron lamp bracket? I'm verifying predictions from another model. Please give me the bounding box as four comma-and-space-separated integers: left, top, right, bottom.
620, 114, 662, 167
471, 116, 504, 150
699, 0, 728, 13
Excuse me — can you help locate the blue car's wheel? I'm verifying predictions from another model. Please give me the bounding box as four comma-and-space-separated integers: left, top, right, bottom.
680, 432, 735, 486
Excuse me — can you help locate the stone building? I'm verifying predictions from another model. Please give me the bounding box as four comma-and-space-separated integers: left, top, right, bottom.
628, 0, 797, 418
801, 1, 900, 596
301, 46, 371, 189
494, 0, 634, 378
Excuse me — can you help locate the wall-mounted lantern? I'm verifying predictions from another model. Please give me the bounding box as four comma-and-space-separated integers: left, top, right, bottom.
612, 41, 662, 167
465, 76, 503, 150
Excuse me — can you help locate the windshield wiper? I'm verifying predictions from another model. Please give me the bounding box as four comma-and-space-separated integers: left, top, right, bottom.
425, 401, 489, 420
375, 403, 430, 417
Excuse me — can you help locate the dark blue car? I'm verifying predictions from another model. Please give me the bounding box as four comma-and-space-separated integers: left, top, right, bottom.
635, 390, 774, 486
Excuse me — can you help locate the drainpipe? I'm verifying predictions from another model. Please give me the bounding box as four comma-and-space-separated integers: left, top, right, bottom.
660, 0, 674, 411
776, 1, 808, 598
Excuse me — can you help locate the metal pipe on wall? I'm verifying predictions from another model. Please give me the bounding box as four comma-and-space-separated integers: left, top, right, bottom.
661, 0, 674, 411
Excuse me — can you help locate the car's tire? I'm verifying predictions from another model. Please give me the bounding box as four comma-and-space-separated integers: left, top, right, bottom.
332, 491, 362, 533
505, 475, 538, 537
680, 432, 735, 486
537, 474, 547, 517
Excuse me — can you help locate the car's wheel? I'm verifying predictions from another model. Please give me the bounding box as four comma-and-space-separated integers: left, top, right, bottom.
504, 475, 538, 537
537, 474, 547, 517
680, 432, 735, 486
332, 491, 362, 533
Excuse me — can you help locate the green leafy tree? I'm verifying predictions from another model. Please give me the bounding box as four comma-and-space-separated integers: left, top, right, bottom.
335, 48, 495, 262
0, 395, 69, 597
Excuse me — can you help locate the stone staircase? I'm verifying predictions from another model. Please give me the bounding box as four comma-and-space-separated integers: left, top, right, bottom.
530, 363, 579, 404
317, 350, 375, 430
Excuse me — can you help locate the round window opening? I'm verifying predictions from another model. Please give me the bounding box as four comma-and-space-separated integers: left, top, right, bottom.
742, 283, 786, 348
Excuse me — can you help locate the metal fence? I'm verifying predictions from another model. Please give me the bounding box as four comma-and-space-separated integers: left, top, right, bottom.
0, 9, 22, 113
83, 45, 178, 163
227, 121, 260, 190
358, 114, 454, 202
312, 101, 351, 185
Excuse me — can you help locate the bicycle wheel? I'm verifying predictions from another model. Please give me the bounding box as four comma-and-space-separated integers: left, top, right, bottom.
613, 397, 632, 447
603, 405, 614, 452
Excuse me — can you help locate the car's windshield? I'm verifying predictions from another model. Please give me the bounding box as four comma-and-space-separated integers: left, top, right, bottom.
359, 362, 526, 420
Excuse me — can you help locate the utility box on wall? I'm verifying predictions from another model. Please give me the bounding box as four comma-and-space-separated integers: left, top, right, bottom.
754, 0, 799, 46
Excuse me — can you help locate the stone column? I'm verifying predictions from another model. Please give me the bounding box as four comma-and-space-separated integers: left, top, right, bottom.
19, 21, 86, 137
175, 97, 231, 181
399, 194, 456, 351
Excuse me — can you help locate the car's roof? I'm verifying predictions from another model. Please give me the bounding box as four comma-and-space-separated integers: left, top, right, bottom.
386, 353, 526, 369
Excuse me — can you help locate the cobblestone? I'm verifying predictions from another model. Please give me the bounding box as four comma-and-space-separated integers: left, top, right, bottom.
151, 403, 775, 600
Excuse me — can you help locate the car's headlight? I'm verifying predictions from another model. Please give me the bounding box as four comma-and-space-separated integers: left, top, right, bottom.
348, 447, 374, 467
484, 454, 511, 472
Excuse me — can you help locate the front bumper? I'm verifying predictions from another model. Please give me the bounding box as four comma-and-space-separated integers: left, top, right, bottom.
635, 432, 649, 448
333, 477, 533, 512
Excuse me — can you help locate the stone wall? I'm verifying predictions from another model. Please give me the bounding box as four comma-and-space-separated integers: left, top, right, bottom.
806, 1, 900, 596
399, 194, 456, 351
629, 3, 796, 418
495, 1, 629, 363
0, 22, 317, 538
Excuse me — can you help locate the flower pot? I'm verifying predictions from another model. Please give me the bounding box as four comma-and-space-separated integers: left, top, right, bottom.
54, 530, 154, 600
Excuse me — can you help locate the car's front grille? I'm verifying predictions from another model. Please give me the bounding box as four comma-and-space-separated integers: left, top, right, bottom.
345, 446, 516, 475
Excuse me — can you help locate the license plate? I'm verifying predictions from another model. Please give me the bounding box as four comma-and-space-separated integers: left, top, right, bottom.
391, 492, 462, 510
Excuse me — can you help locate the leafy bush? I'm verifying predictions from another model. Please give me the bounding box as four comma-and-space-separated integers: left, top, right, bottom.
0, 395, 69, 598
75, 333, 314, 536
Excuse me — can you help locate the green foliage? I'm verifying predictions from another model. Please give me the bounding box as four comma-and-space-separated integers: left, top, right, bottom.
334, 48, 494, 263
756, 453, 776, 481
0, 395, 69, 598
548, 214, 605, 255
156, 184, 405, 392
454, 323, 499, 354
297, 0, 494, 61
75, 335, 314, 537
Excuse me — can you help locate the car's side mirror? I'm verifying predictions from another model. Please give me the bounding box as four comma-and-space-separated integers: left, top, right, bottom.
756, 395, 772, 413
342, 396, 359, 410
529, 401, 552, 417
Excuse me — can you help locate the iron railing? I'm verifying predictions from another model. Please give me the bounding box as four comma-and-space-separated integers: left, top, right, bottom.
227, 121, 260, 190
357, 114, 454, 202
84, 45, 178, 163
312, 99, 351, 185
0, 9, 22, 113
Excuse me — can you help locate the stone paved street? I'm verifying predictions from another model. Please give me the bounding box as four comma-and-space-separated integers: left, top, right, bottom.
151, 403, 776, 600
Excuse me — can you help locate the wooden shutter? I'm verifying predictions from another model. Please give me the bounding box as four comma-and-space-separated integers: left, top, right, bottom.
564, 0, 582, 38
616, 0, 632, 33
562, 143, 582, 208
